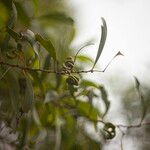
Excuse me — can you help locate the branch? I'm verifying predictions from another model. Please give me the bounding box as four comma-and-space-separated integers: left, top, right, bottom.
116, 121, 150, 129
0, 60, 109, 74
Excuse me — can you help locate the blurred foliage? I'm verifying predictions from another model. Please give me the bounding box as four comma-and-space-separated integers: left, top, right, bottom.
0, 0, 111, 149
1, 1, 148, 150
121, 81, 150, 150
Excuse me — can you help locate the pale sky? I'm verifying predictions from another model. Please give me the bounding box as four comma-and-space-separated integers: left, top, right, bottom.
69, 0, 150, 85
68, 1, 150, 149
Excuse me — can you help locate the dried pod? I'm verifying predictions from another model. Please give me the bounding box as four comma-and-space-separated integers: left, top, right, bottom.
103, 122, 116, 140
61, 64, 71, 74
65, 60, 74, 69
66, 75, 79, 86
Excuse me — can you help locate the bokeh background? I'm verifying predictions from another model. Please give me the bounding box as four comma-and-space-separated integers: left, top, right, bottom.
0, 0, 150, 150
69, 0, 150, 149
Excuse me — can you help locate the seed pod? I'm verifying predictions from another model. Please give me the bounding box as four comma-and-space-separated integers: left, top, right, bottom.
103, 122, 116, 140
61, 64, 71, 74
65, 60, 74, 69
66, 75, 79, 86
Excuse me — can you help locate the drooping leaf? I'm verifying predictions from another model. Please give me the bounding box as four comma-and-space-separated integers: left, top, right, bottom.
81, 80, 99, 88
92, 18, 107, 69
134, 76, 146, 123
77, 100, 100, 121
35, 33, 56, 60
38, 12, 74, 25
99, 85, 110, 118
61, 99, 101, 121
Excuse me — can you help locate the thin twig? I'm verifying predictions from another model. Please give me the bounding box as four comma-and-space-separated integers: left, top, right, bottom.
116, 121, 150, 129
0, 61, 110, 74
74, 43, 94, 63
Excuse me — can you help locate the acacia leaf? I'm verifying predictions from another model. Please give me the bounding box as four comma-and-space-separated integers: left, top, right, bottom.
35, 33, 56, 60
99, 85, 110, 118
92, 18, 107, 69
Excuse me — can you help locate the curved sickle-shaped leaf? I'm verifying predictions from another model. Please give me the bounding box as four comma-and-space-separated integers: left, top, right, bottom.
35, 33, 56, 60
92, 18, 107, 69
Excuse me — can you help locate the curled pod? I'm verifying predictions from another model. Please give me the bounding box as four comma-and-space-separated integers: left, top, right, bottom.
66, 75, 79, 86
65, 60, 74, 69
103, 122, 116, 140
61, 64, 71, 74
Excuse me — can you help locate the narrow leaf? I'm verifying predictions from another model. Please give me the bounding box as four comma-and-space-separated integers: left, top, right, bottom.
35, 33, 56, 60
33, 0, 39, 14
92, 18, 107, 69
76, 55, 93, 63
21, 29, 39, 57
99, 85, 110, 119
6, 27, 20, 41
2, 2, 17, 51
134, 76, 146, 124
7, 2, 17, 28
15, 2, 30, 26
38, 12, 74, 25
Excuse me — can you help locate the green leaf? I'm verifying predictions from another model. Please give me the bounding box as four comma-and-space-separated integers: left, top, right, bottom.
77, 101, 99, 121
32, 0, 39, 14
92, 18, 107, 69
6, 26, 20, 41
35, 33, 56, 60
7, 2, 17, 28
81, 80, 98, 88
1, 2, 17, 51
15, 2, 30, 26
21, 29, 39, 57
99, 85, 110, 118
76, 55, 93, 63
61, 99, 101, 121
38, 12, 74, 25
